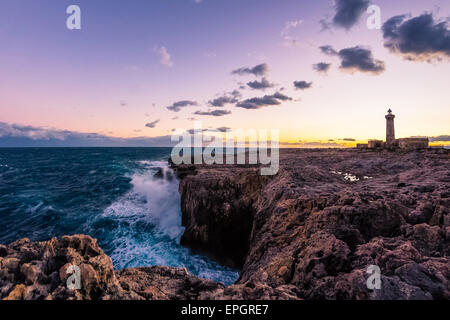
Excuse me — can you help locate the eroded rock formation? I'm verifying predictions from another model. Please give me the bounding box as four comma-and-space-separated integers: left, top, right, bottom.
1, 149, 449, 300
172, 149, 449, 300
0, 235, 229, 300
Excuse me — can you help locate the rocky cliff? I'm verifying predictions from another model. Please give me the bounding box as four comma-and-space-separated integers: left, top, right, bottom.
0, 235, 231, 300
1, 149, 449, 300
172, 149, 449, 300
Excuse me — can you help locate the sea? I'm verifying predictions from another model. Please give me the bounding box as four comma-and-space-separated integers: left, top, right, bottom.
0, 147, 239, 285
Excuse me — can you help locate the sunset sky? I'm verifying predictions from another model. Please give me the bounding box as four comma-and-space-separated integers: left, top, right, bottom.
0, 0, 449, 147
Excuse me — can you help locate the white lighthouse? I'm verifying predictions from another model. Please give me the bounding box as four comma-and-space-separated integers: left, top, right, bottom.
385, 108, 395, 147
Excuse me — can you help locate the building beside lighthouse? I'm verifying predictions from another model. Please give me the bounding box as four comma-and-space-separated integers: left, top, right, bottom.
357, 109, 429, 150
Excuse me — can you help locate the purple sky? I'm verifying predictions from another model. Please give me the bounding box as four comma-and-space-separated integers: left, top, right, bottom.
0, 0, 449, 146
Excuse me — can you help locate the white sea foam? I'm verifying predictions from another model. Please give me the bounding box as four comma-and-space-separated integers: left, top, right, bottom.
97, 159, 239, 285
27, 201, 44, 214
128, 168, 184, 240
137, 160, 168, 168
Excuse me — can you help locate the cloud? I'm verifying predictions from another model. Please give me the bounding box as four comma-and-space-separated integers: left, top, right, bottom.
231, 63, 268, 76
0, 122, 70, 141
332, 0, 370, 30
236, 92, 292, 110
429, 135, 450, 142
166, 100, 198, 112
0, 122, 177, 147
216, 127, 231, 132
209, 96, 237, 107
293, 81, 313, 90
320, 45, 339, 56
319, 18, 332, 32
338, 46, 385, 74
145, 120, 160, 128
280, 140, 348, 148
313, 62, 332, 73
208, 90, 241, 107
194, 110, 232, 117
382, 13, 450, 62
247, 77, 275, 90
297, 141, 347, 148
281, 20, 304, 46
156, 46, 174, 67
319, 45, 385, 74
230, 89, 241, 97
186, 128, 208, 134
341, 138, 356, 141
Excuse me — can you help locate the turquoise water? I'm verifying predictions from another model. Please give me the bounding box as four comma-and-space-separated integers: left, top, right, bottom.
0, 147, 239, 285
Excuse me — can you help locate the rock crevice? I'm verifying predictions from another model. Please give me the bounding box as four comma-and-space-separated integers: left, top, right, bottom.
172, 149, 449, 300
1, 149, 449, 300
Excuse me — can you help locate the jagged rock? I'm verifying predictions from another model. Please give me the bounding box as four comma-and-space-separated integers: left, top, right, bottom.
0, 236, 235, 300
0, 235, 125, 300
116, 266, 224, 300
0, 245, 7, 257
172, 149, 449, 300
1, 149, 449, 300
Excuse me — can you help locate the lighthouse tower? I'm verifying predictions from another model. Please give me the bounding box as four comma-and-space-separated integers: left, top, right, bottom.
385, 109, 396, 147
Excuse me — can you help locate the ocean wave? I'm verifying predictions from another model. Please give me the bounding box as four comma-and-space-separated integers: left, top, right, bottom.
92, 159, 239, 285
0, 148, 238, 286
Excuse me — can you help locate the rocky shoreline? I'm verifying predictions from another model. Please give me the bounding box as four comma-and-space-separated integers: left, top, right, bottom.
1, 149, 449, 300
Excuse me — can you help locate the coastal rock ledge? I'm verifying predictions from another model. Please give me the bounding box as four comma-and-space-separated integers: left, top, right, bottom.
172, 149, 449, 300
1, 235, 283, 300
1, 149, 449, 300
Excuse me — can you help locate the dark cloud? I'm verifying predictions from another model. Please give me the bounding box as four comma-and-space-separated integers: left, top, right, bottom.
341, 138, 356, 141
145, 120, 160, 128
208, 90, 241, 107
166, 100, 198, 112
216, 127, 231, 132
293, 81, 313, 90
0, 122, 176, 147
230, 90, 241, 97
209, 96, 238, 107
429, 135, 450, 142
382, 13, 450, 62
231, 63, 268, 76
320, 45, 338, 56
313, 62, 332, 73
318, 45, 385, 74
194, 110, 232, 117
319, 18, 332, 32
187, 128, 208, 134
247, 77, 275, 90
332, 0, 370, 30
236, 92, 292, 110
338, 46, 385, 74
297, 140, 346, 148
